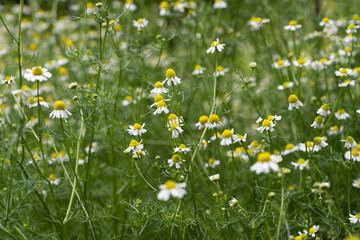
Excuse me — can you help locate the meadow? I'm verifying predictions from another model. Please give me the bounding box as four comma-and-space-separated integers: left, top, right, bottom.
1, 0, 360, 239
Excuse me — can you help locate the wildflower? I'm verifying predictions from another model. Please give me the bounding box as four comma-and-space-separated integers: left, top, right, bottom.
159, 1, 170, 16
127, 123, 147, 136
293, 58, 310, 67
49, 101, 72, 119
124, 0, 137, 12
157, 180, 186, 201
338, 79, 356, 87
299, 141, 313, 152
153, 100, 169, 115
173, 1, 185, 12
310, 116, 324, 128
346, 24, 359, 34
195, 115, 208, 129
229, 198, 238, 207
291, 158, 309, 170
133, 18, 148, 29
320, 17, 332, 27
237, 133, 247, 142
313, 137, 328, 152
282, 143, 298, 155
206, 38, 225, 54
28, 96, 50, 108
204, 158, 220, 168
345, 149, 360, 162
335, 67, 352, 77
352, 178, 360, 188
272, 59, 290, 69
214, 65, 229, 77
317, 104, 330, 116
168, 113, 182, 125
192, 65, 205, 75
122, 95, 136, 106
250, 152, 280, 175
174, 144, 191, 153
220, 129, 238, 145
132, 150, 146, 159
248, 17, 269, 30
201, 140, 208, 149
24, 66, 52, 82
162, 69, 181, 86
169, 123, 183, 138
277, 81, 294, 90
249, 62, 257, 68
124, 139, 144, 154
209, 174, 220, 181
335, 109, 350, 120
168, 154, 184, 168
49, 174, 60, 185
206, 114, 223, 129
349, 213, 360, 224
150, 94, 168, 107
328, 125, 340, 135
213, 0, 227, 9
257, 119, 275, 133
288, 94, 303, 111
342, 136, 357, 149
284, 20, 302, 31
1, 76, 15, 84
303, 225, 319, 237
68, 82, 78, 89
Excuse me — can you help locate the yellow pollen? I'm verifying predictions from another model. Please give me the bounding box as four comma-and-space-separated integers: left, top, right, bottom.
262, 119, 271, 127
309, 227, 315, 234
315, 116, 324, 123
217, 66, 224, 71
54, 101, 66, 110
288, 94, 299, 103
257, 152, 271, 162
171, 154, 181, 162
337, 109, 345, 114
165, 180, 176, 189
222, 129, 233, 138
285, 143, 294, 150
297, 59, 305, 65
209, 114, 220, 124
289, 20, 297, 26
179, 144, 186, 149
321, 104, 330, 110
314, 137, 322, 145
133, 123, 142, 130
154, 94, 164, 102
157, 100, 167, 108
211, 41, 218, 47
297, 158, 306, 165
32, 66, 43, 75
129, 140, 139, 147
166, 69, 176, 78
199, 115, 208, 124
154, 81, 163, 88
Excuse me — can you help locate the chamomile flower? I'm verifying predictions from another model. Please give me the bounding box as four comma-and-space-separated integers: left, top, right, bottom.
335, 67, 352, 77
288, 94, 303, 111
122, 96, 136, 106
282, 143, 298, 155
214, 66, 229, 77
284, 20, 302, 31
1, 76, 15, 84
195, 115, 208, 130
167, 113, 182, 125
345, 149, 360, 161
248, 17, 269, 30
206, 114, 223, 129
320, 17, 332, 27
169, 123, 183, 138
349, 213, 360, 224
68, 82, 78, 89
153, 100, 169, 115
150, 82, 168, 97
229, 197, 238, 207
209, 174, 220, 181
204, 158, 220, 168
173, 1, 185, 12
317, 104, 330, 116
291, 158, 309, 170
213, 0, 227, 9
192, 65, 205, 75
335, 109, 350, 120
28, 96, 50, 108
174, 144, 191, 153
206, 38, 225, 54
257, 119, 275, 133
124, 0, 137, 12
310, 116, 324, 128
250, 152, 280, 175
220, 129, 238, 146
159, 1, 170, 16
124, 139, 144, 154
346, 24, 359, 34
150, 94, 168, 107
133, 18, 148, 29
313, 137, 328, 152
49, 101, 72, 119
237, 133, 247, 142
49, 174, 60, 185
328, 125, 341, 135
303, 225, 319, 237
24, 66, 52, 82
338, 79, 356, 87
157, 180, 186, 201
299, 141, 313, 152
352, 178, 360, 188
277, 81, 294, 90
342, 136, 357, 149
127, 123, 147, 136
162, 69, 181, 86
293, 58, 310, 67
273, 59, 291, 69
168, 154, 184, 168
132, 150, 147, 159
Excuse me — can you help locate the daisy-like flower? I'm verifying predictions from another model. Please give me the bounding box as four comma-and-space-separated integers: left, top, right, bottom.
168, 113, 182, 125
335, 67, 352, 77
24, 66, 52, 82
214, 66, 229, 77
162, 69, 181, 86
284, 20, 302, 31
335, 109, 350, 120
293, 58, 310, 67
299, 141, 313, 152
28, 96, 50, 108
272, 59, 291, 69
174, 144, 191, 153
124, 0, 137, 12
220, 129, 238, 146
288, 94, 303, 111
248, 17, 269, 30
132, 150, 147, 159
204, 158, 220, 168
1, 76, 15, 84
237, 133, 247, 143
195, 115, 208, 130
229, 197, 238, 207
49, 101, 72, 119
206, 38, 225, 54
291, 158, 309, 170
122, 96, 136, 106
282, 143, 298, 155
127, 123, 147, 136
342, 136, 357, 149
150, 94, 169, 108
133, 18, 148, 29
159, 1, 170, 16
209, 174, 220, 181
213, 0, 227, 9
303, 225, 320, 237
157, 180, 186, 201
49, 174, 60, 185
277, 81, 294, 90
257, 119, 275, 133
206, 114, 223, 129
313, 136, 328, 152
169, 123, 183, 138
345, 149, 360, 162
192, 65, 205, 75
352, 178, 360, 188
349, 213, 360, 224
346, 24, 359, 34
328, 125, 341, 135
320, 17, 332, 27
124, 139, 144, 154
317, 104, 330, 116
173, 1, 185, 12
250, 152, 280, 175
338, 79, 356, 87
310, 116, 324, 128
153, 100, 169, 115
168, 154, 184, 168
68, 82, 78, 89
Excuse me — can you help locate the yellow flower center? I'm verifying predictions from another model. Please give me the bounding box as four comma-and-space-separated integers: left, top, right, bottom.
222, 129, 233, 138
133, 123, 142, 130
321, 104, 330, 111
255, 17, 262, 22
154, 81, 163, 88
157, 100, 166, 108
49, 174, 57, 181
179, 144, 187, 149
262, 119, 271, 127
257, 152, 271, 162
35, 96, 44, 103
194, 65, 202, 70
351, 150, 359, 157
353, 14, 360, 21
171, 154, 181, 162
313, 137, 322, 145
160, 1, 169, 9
59, 67, 68, 76
209, 114, 220, 124
211, 41, 219, 47
322, 17, 329, 23
356, 213, 360, 219
217, 66, 224, 71
32, 66, 43, 75
285, 143, 294, 150
251, 141, 259, 148
331, 125, 338, 131
344, 80, 352, 84
340, 68, 348, 74
199, 115, 208, 124
348, 24, 355, 29
297, 158, 306, 165
306, 141, 313, 148
208, 158, 216, 165
154, 94, 164, 102
129, 140, 139, 147
320, 58, 328, 64
54, 101, 66, 110
125, 96, 133, 101
166, 69, 176, 78
29, 43, 37, 51
337, 109, 345, 114
137, 19, 144, 24
289, 20, 297, 26
309, 227, 315, 234
171, 124, 179, 131
168, 113, 177, 121
315, 116, 324, 123
276, 60, 284, 66
288, 94, 299, 103
165, 180, 176, 189
282, 82, 289, 87
297, 59, 305, 65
